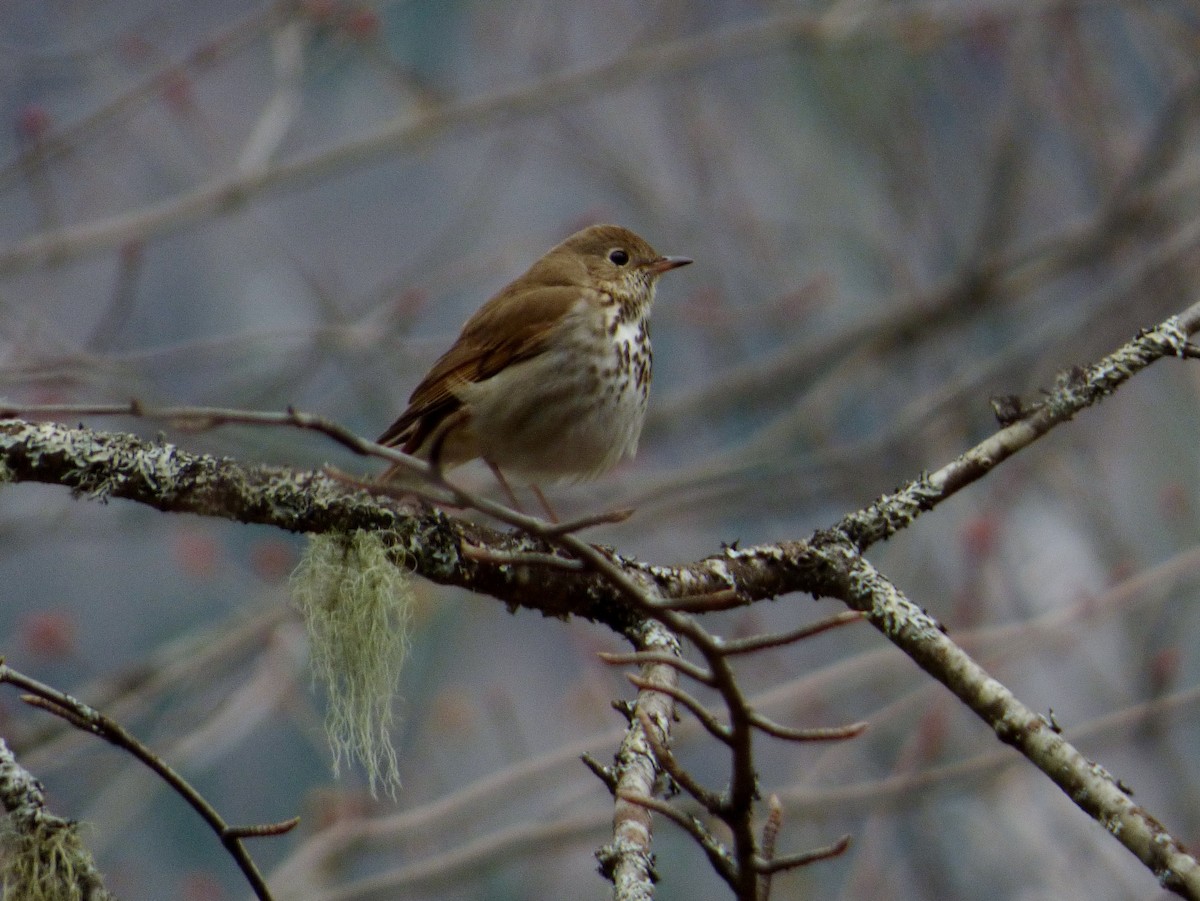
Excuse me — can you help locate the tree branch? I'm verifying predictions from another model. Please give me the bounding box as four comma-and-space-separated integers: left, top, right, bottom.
0, 735, 114, 901
4, 299, 1200, 896
2, 662, 293, 901
597, 620, 681, 900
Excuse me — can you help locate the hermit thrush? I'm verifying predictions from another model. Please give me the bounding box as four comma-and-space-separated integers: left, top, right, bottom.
377, 224, 691, 501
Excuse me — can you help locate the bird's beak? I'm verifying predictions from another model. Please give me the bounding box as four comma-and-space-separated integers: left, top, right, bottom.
647, 255, 693, 275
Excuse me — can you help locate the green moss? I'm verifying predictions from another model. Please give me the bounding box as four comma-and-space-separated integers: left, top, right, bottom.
290, 530, 413, 797
0, 815, 101, 901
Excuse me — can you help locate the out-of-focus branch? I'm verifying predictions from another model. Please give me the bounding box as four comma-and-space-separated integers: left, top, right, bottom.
836, 299, 1200, 550
0, 4, 288, 193
0, 0, 1128, 276
649, 61, 1200, 439
302, 811, 606, 901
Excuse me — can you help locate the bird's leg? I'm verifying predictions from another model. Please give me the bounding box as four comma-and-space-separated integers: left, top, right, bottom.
484, 462, 560, 523
530, 484, 560, 524
486, 460, 527, 514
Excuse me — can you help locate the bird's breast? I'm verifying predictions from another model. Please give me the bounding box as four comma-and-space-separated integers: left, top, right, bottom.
456, 305, 653, 481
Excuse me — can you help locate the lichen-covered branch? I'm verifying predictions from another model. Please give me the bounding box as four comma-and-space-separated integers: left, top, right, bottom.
3, 300, 1200, 898
0, 418, 654, 633
9, 285, 1196, 628
1, 662, 293, 901
837, 300, 1200, 550
0, 737, 113, 901
597, 620, 681, 901
814, 546, 1200, 897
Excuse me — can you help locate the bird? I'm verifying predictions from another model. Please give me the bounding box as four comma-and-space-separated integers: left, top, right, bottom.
376, 224, 691, 513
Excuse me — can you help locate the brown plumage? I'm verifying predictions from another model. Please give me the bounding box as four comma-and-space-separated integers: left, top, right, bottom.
378, 224, 690, 488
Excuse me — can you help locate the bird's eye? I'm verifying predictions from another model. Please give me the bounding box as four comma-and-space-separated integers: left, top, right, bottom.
608, 248, 630, 266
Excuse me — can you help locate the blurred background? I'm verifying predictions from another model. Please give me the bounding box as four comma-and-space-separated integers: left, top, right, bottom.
2, 1, 1200, 898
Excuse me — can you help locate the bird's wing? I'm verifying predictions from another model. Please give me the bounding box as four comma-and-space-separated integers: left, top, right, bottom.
377, 285, 587, 452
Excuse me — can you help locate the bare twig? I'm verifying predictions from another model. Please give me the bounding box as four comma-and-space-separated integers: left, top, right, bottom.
666, 588, 743, 613
0, 399, 417, 467
616, 791, 736, 883
459, 540, 585, 571
600, 650, 716, 686
753, 834, 852, 875
627, 674, 731, 745
226, 819, 302, 840
746, 712, 868, 744
581, 754, 617, 791
542, 507, 636, 535
3, 663, 293, 901
718, 611, 866, 655
634, 708, 726, 811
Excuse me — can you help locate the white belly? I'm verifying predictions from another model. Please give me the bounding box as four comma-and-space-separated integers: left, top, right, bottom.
458, 310, 650, 482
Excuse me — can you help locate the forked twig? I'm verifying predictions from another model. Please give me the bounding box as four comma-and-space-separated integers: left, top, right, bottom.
616, 790, 736, 882
627, 674, 731, 745
753, 834, 852, 874
4, 664, 293, 901
634, 708, 725, 811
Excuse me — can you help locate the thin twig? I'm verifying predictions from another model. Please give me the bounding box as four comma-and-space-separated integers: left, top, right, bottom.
634, 708, 726, 811
627, 674, 732, 745
616, 791, 737, 883
580, 754, 617, 791
542, 507, 636, 535
226, 819, 302, 840
599, 650, 715, 685
753, 834, 852, 874
666, 588, 743, 612
719, 611, 866, 655
746, 711, 868, 743
5, 664, 291, 901
459, 540, 585, 571
0, 399, 418, 468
